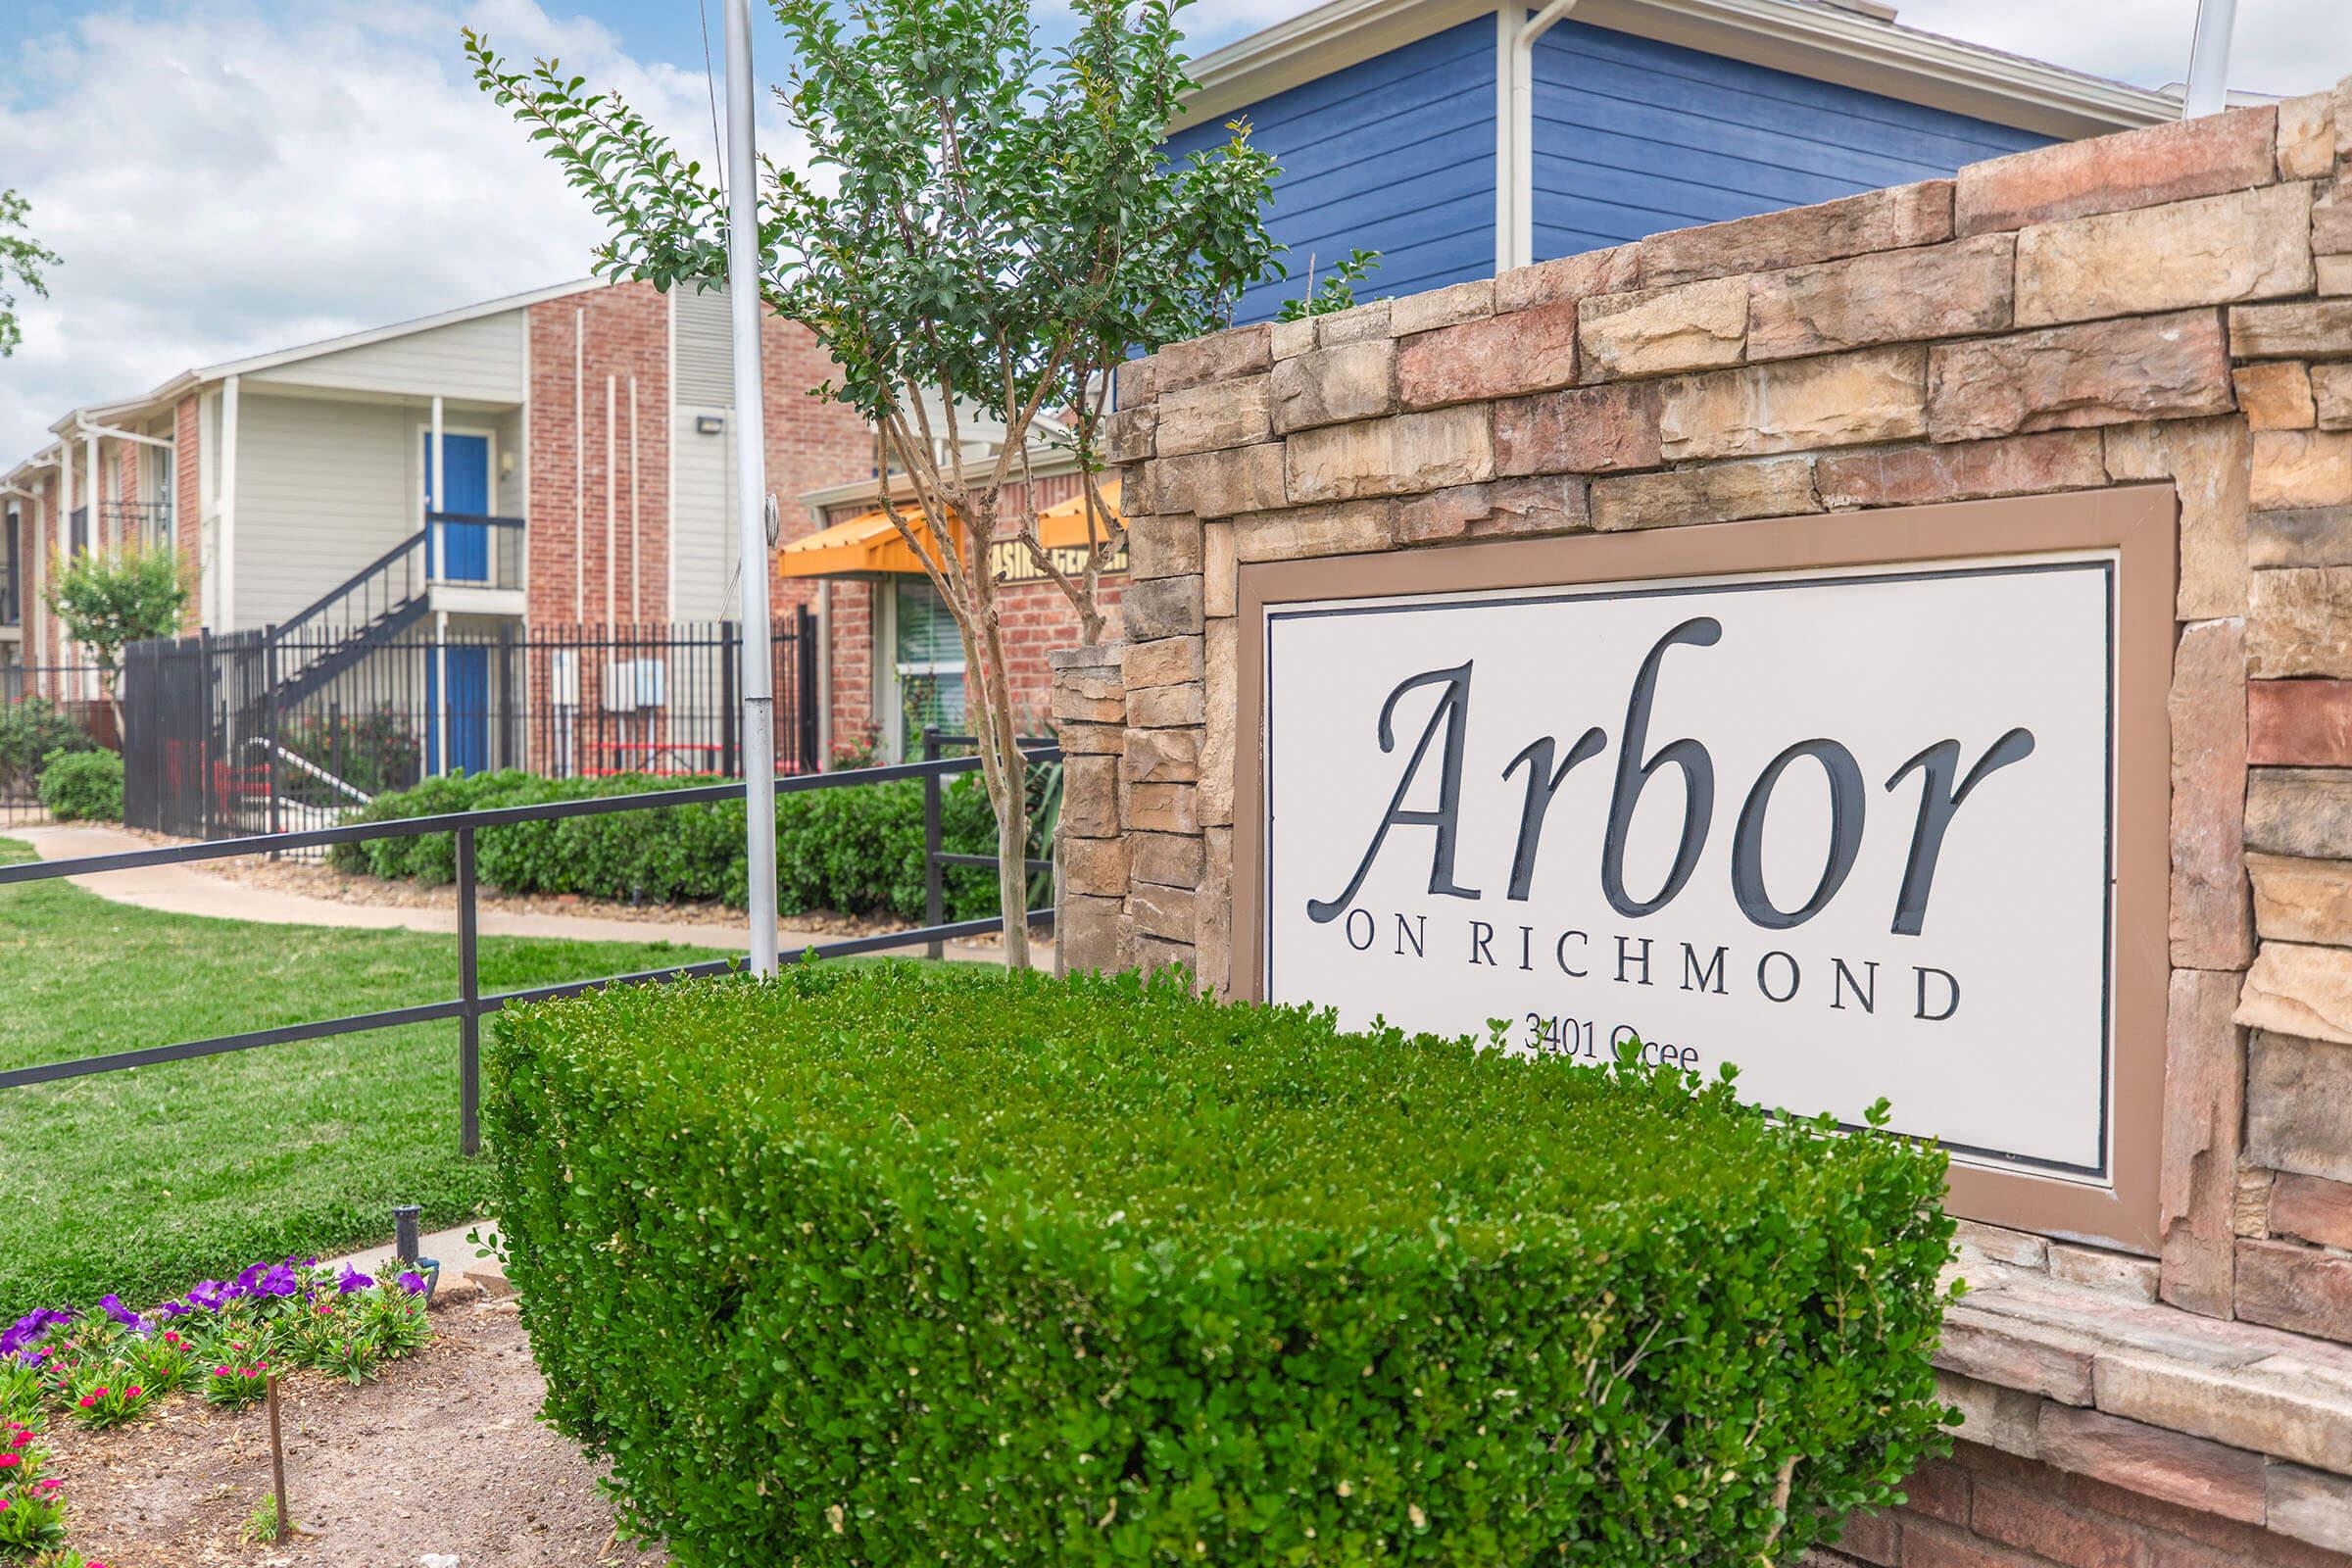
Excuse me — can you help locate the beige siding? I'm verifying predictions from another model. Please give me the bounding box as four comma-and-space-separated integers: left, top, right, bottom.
246, 311, 525, 403
673, 285, 733, 408
670, 408, 737, 621
491, 407, 524, 518
232, 392, 418, 629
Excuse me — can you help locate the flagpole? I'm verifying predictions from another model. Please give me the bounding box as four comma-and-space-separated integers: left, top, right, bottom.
724, 0, 779, 977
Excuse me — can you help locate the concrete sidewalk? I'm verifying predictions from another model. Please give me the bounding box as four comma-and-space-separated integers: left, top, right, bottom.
12, 823, 1047, 963
324, 1220, 508, 1297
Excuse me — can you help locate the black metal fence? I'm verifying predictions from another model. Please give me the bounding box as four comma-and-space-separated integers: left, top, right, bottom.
121, 613, 820, 841
1, 663, 118, 826
0, 744, 1062, 1153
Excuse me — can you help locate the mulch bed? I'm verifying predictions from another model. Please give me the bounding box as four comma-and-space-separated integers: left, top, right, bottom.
39, 1295, 663, 1567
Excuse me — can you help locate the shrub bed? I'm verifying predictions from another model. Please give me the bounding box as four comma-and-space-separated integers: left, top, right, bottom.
1, 1256, 432, 1562
328, 768, 1042, 920
35, 752, 121, 824
488, 963, 1956, 1567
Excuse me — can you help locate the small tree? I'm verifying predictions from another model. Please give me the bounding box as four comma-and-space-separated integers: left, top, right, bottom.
0, 189, 62, 359
467, 0, 1283, 967
46, 545, 189, 732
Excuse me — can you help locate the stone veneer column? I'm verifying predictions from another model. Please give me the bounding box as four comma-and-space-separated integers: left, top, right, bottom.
1052, 87, 2352, 1530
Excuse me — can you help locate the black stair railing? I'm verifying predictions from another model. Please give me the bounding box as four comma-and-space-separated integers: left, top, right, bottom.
274, 527, 430, 644
265, 513, 525, 708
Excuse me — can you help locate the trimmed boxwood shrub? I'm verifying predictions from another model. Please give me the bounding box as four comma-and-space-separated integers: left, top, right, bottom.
488, 962, 1957, 1567
37, 748, 122, 822
326, 768, 1024, 920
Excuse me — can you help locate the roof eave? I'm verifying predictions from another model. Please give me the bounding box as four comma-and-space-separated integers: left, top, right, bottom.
1176, 0, 2180, 140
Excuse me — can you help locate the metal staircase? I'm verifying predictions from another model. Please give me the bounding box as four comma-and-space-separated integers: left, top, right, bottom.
267, 512, 520, 710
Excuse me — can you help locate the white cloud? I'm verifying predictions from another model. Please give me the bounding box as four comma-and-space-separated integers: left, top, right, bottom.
0, 0, 785, 463
1889, 0, 2349, 100
2, 0, 2341, 464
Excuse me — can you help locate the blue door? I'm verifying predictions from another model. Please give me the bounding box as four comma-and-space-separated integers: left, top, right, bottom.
426, 644, 491, 777
424, 433, 491, 582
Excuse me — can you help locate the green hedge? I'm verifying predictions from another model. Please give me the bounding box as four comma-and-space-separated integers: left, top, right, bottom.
327, 769, 1028, 920
488, 962, 1956, 1567
37, 749, 122, 822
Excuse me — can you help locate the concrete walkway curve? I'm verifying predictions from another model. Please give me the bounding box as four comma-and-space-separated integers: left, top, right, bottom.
9, 823, 1041, 964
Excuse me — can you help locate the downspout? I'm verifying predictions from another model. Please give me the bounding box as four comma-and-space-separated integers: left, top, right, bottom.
1495, 0, 1583, 275
430, 394, 445, 581
32, 476, 48, 670
56, 444, 73, 679
628, 376, 641, 623
573, 307, 586, 623
2182, 0, 2237, 118
84, 428, 101, 552
605, 372, 617, 626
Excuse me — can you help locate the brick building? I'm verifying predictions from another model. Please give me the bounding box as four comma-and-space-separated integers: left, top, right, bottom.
0, 280, 859, 786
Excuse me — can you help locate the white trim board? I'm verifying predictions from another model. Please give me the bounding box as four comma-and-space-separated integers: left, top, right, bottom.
1177, 0, 2180, 138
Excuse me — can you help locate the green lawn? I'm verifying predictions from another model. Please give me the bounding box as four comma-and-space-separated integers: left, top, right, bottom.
0, 836, 732, 1317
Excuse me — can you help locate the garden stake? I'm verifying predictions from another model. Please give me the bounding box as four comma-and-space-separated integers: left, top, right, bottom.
266, 1371, 290, 1541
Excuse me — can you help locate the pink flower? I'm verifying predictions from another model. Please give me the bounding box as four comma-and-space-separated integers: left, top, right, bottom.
92, 1386, 108, 1397
125, 1386, 141, 1397
0, 1496, 11, 1511
0, 1452, 19, 1468
213, 1366, 230, 1377
6, 1430, 26, 1447
242, 1368, 258, 1379
76, 1396, 95, 1409
35, 1478, 59, 1492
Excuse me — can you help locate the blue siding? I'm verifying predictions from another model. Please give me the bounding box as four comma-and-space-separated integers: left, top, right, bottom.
1528, 20, 2050, 260
1167, 17, 1496, 324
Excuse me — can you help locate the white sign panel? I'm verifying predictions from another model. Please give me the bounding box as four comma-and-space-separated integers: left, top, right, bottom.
1262, 556, 2117, 1181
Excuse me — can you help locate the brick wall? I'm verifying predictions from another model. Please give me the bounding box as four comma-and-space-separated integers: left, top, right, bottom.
522, 282, 870, 766
524, 281, 672, 627
1054, 80, 2352, 1555
175, 395, 201, 631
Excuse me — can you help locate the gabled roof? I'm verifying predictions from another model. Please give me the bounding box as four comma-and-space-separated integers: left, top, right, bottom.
1176, 0, 2183, 139
12, 276, 614, 473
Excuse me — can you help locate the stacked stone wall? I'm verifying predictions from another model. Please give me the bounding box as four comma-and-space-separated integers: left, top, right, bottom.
1053, 81, 2352, 1554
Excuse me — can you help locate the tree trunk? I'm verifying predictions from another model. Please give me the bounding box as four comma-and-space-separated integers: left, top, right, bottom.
976, 615, 1031, 972
951, 509, 1032, 974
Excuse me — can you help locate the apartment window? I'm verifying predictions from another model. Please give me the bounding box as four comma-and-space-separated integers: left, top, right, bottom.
893, 577, 966, 746
2, 503, 18, 626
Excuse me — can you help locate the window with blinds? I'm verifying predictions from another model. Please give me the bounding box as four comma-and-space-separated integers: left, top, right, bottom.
894, 578, 967, 733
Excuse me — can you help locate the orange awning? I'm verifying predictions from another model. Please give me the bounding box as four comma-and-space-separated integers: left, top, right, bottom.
776, 481, 1123, 581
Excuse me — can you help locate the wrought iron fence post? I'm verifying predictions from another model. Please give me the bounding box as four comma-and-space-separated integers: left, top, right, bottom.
263, 628, 280, 852
923, 726, 945, 960
721, 621, 740, 777
796, 604, 819, 771
199, 630, 215, 840
457, 824, 481, 1157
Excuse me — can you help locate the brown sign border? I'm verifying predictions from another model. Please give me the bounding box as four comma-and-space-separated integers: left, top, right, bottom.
1231, 485, 2177, 1254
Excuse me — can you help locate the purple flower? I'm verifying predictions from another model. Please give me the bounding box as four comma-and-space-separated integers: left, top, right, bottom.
253, 1263, 299, 1298
335, 1266, 373, 1295
395, 1271, 428, 1296
0, 1307, 74, 1361
96, 1295, 143, 1330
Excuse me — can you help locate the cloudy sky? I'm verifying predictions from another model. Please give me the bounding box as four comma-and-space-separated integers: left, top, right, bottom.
0, 0, 2342, 463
